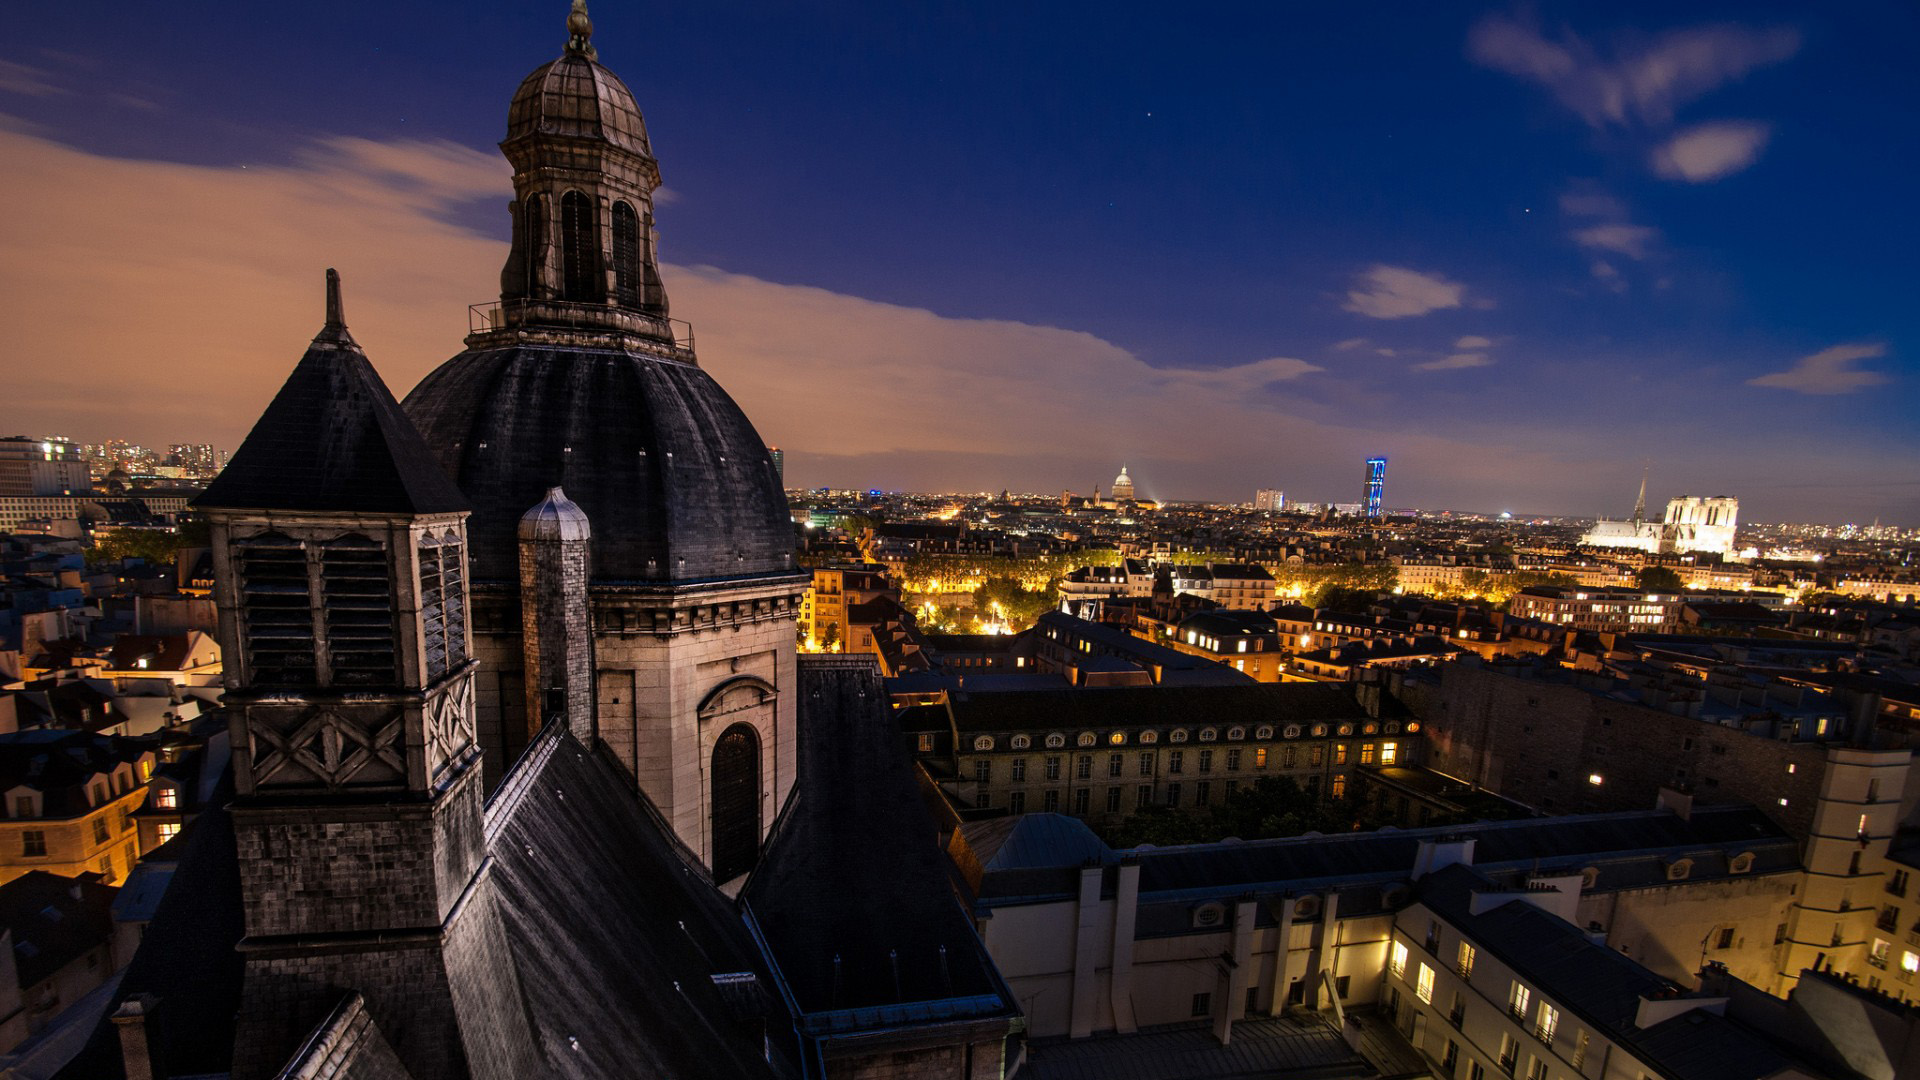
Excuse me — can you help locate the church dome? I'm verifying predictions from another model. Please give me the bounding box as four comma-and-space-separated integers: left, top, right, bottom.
404, 345, 795, 585
507, 53, 652, 158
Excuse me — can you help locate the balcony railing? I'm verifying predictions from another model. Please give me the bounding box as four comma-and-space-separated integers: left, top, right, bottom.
466, 298, 696, 352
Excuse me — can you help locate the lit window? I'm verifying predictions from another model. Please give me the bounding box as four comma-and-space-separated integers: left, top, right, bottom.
1391, 941, 1408, 978
1457, 941, 1475, 978
1381, 742, 1398, 765
1417, 963, 1435, 1004
1779, 798, 1790, 808
1588, 773, 1604, 786
1536, 1003, 1558, 1045
156, 822, 180, 842
1904, 952, 1919, 974
1508, 982, 1531, 1019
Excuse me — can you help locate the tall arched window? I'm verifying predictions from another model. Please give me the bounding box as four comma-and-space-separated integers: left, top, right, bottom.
560, 190, 601, 302
524, 195, 547, 296
611, 201, 641, 307
711, 724, 761, 883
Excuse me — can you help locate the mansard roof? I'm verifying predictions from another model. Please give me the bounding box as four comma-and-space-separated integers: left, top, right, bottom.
195, 272, 469, 517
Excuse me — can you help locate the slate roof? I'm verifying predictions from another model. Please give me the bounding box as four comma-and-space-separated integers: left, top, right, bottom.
0, 871, 118, 987
0, 730, 155, 816
194, 290, 469, 516
970, 805, 1795, 908
943, 681, 1371, 734
483, 724, 795, 1079
746, 659, 1016, 1023
1417, 863, 1823, 1080
403, 344, 797, 585
57, 803, 245, 1080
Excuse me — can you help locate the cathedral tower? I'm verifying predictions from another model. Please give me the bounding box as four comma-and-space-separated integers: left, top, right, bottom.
404, 4, 805, 885
195, 273, 534, 1078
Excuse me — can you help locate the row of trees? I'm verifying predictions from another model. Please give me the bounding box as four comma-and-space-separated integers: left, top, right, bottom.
1104, 776, 1423, 847
87, 520, 209, 568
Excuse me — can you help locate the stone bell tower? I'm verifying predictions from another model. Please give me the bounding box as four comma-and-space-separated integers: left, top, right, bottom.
195, 272, 534, 1080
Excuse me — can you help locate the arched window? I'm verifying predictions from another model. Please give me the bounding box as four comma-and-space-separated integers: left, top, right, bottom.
560, 190, 602, 302
524, 195, 548, 295
711, 724, 761, 883
611, 201, 641, 306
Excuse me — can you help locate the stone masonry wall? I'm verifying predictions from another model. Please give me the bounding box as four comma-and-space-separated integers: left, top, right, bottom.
1424, 664, 1825, 836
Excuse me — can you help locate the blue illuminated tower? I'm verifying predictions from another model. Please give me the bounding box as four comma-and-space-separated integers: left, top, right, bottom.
1363, 456, 1386, 518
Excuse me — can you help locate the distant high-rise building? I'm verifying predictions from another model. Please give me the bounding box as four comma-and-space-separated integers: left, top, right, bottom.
1254, 489, 1285, 512
1363, 457, 1386, 518
0, 436, 90, 496
1111, 464, 1135, 502
768, 445, 784, 486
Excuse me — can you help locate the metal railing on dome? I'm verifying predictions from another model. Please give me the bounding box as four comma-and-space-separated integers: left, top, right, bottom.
467, 298, 695, 351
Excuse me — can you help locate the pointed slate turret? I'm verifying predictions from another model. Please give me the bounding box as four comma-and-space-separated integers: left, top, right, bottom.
195, 270, 468, 515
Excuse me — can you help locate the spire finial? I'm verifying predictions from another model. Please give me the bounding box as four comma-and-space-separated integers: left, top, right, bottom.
324, 268, 345, 329
566, 0, 597, 59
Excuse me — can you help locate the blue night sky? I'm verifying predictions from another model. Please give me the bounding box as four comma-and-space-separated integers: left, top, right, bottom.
2, 2, 1916, 523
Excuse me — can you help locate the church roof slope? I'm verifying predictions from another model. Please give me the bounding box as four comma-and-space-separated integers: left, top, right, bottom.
195, 271, 469, 517
746, 659, 1016, 1021
483, 723, 796, 1079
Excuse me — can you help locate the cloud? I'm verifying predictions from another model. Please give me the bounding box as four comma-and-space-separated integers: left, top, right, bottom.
1748, 344, 1891, 395
1572, 223, 1660, 259
3, 124, 1546, 504
1414, 353, 1494, 372
1454, 335, 1492, 349
1559, 190, 1627, 218
0, 60, 65, 97
1651, 120, 1771, 181
1468, 16, 1800, 129
1342, 265, 1469, 320
1332, 337, 1371, 351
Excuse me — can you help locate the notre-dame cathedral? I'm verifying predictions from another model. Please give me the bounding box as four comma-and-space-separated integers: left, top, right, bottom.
62, 5, 1018, 1078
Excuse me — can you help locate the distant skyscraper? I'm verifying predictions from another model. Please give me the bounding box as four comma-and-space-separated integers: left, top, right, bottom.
1111, 464, 1135, 501
1254, 489, 1285, 512
1363, 457, 1386, 518
768, 445, 784, 486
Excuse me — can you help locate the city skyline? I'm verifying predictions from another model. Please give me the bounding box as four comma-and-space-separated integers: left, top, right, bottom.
1, 2, 1915, 524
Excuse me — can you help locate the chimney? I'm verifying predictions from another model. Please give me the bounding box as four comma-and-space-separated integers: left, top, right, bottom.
112, 994, 164, 1080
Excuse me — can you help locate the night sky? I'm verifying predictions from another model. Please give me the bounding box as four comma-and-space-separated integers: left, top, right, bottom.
2, 2, 1915, 523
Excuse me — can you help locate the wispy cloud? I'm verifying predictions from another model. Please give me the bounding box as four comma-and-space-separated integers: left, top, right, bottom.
1342, 265, 1469, 320
1749, 344, 1891, 395
1572, 223, 1660, 260
1414, 353, 1494, 372
1454, 335, 1493, 349
1651, 121, 1771, 182
0, 60, 65, 97
1559, 190, 1627, 218
1332, 337, 1371, 351
1467, 16, 1800, 129
0, 124, 1513, 501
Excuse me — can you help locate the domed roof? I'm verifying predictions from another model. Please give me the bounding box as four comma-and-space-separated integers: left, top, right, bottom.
507, 52, 652, 158
402, 344, 796, 586
519, 486, 592, 543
